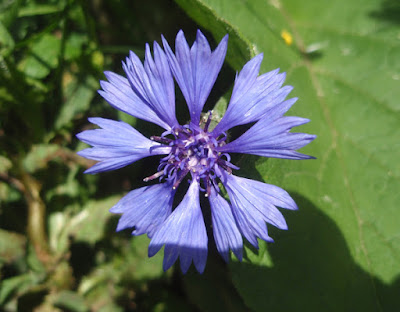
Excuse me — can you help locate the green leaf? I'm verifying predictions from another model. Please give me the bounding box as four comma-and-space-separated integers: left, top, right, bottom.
176, 0, 400, 310
0, 273, 40, 306
0, 229, 26, 264
0, 0, 22, 28
64, 33, 88, 61
0, 181, 21, 203
78, 236, 165, 293
18, 33, 61, 79
55, 74, 98, 129
124, 235, 165, 281
48, 212, 70, 255
71, 196, 119, 244
49, 196, 120, 255
117, 110, 138, 128
18, 4, 63, 17
0, 20, 15, 54
22, 144, 59, 173
53, 290, 89, 312
0, 155, 12, 173
182, 255, 248, 312
77, 236, 165, 310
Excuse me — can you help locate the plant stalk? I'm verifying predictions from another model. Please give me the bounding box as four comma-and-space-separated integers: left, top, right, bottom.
21, 171, 51, 266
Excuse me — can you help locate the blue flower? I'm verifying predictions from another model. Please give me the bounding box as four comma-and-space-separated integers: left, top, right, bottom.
77, 30, 316, 274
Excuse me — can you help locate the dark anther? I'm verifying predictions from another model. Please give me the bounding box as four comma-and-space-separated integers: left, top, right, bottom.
150, 136, 173, 144
203, 111, 213, 132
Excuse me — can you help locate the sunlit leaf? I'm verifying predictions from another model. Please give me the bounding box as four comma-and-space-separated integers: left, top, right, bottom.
67, 196, 120, 245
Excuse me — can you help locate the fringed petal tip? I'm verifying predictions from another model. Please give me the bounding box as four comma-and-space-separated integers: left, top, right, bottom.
221, 172, 296, 248
148, 243, 208, 274
209, 187, 243, 263
162, 29, 228, 125
98, 70, 173, 130
147, 181, 208, 274
217, 102, 317, 161
108, 183, 174, 237
212, 55, 294, 135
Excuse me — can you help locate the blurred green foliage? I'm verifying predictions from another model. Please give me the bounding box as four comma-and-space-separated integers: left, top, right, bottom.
1, 0, 399, 311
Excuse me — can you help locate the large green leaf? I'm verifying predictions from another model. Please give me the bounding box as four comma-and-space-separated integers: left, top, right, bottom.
176, 0, 400, 310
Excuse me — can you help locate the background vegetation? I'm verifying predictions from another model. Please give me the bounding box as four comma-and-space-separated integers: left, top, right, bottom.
0, 0, 399, 311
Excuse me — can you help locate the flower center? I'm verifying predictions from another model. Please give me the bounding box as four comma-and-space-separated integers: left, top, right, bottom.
144, 112, 238, 195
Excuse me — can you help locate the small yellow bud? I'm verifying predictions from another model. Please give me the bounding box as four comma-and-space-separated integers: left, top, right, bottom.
281, 30, 293, 46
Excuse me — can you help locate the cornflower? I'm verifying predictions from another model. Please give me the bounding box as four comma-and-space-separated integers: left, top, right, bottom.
77, 30, 316, 273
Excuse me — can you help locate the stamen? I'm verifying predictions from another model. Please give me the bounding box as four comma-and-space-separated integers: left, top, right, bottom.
150, 136, 173, 144
143, 170, 164, 182
220, 153, 231, 162
147, 123, 237, 194
203, 111, 213, 132
172, 168, 190, 189
179, 128, 192, 137
217, 161, 233, 174
217, 132, 227, 142
205, 177, 212, 197
161, 130, 173, 138
218, 159, 239, 170
163, 163, 174, 176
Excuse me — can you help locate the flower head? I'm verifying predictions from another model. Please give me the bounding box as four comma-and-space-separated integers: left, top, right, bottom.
77, 30, 316, 273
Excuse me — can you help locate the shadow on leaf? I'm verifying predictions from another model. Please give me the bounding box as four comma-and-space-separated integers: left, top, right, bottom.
230, 193, 400, 312
370, 0, 400, 25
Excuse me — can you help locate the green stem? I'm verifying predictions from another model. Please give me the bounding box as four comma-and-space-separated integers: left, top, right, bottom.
21, 171, 50, 266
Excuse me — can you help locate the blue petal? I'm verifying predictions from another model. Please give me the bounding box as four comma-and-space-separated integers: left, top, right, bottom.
98, 71, 170, 130
212, 54, 292, 135
110, 182, 175, 238
122, 46, 179, 129
76, 117, 171, 174
148, 180, 208, 273
221, 172, 297, 248
217, 99, 316, 160
162, 30, 228, 125
209, 187, 243, 262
